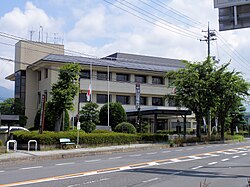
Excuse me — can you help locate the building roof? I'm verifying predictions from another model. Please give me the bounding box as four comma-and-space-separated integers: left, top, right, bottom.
41, 53, 185, 72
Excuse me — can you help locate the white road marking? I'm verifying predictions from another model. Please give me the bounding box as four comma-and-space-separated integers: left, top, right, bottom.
208, 162, 218, 166
146, 152, 157, 155
197, 147, 204, 149
119, 166, 131, 170
20, 166, 43, 170
188, 156, 202, 159
175, 149, 183, 152
148, 162, 159, 166
191, 166, 203, 170
162, 150, 171, 153
186, 148, 194, 150
172, 171, 182, 175
56, 162, 75, 166
85, 159, 101, 163
68, 178, 110, 187
221, 158, 229, 162
129, 154, 141, 157
203, 153, 219, 157
142, 178, 159, 183
169, 159, 181, 162
242, 153, 247, 156
232, 156, 239, 159
0, 170, 5, 173
108, 157, 122, 160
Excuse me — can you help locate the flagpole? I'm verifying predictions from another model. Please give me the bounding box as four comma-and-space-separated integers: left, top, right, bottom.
107, 62, 110, 127
90, 62, 92, 102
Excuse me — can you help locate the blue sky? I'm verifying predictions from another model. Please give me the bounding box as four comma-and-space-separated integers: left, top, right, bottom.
0, 0, 250, 108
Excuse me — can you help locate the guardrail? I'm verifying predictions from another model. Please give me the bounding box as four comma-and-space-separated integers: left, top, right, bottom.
28, 140, 37, 151
6, 140, 17, 152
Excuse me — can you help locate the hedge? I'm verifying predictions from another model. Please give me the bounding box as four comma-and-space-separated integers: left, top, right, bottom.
12, 131, 140, 145
140, 133, 168, 142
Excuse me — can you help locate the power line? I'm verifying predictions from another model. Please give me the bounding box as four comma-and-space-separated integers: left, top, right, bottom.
103, 0, 201, 40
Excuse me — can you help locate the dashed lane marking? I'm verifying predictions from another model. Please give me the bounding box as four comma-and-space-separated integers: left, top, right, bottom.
19, 166, 43, 170
85, 159, 101, 163
242, 153, 247, 156
191, 166, 203, 170
232, 156, 239, 159
142, 178, 159, 183
56, 162, 75, 166
108, 157, 122, 160
161, 151, 171, 153
0, 171, 5, 173
146, 152, 157, 155
129, 154, 141, 157
221, 158, 229, 162
208, 162, 218, 166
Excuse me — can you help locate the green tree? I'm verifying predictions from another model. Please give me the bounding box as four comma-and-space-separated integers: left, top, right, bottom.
0, 98, 27, 127
99, 102, 127, 130
50, 63, 80, 132
79, 102, 99, 125
166, 57, 217, 139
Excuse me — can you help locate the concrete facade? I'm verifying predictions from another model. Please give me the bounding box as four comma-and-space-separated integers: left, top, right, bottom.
6, 40, 195, 132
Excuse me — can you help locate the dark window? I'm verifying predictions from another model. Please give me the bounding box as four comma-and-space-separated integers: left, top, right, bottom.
97, 94, 111, 103
44, 68, 48, 79
116, 73, 129, 82
97, 71, 111, 80
80, 70, 90, 79
152, 76, 163, 85
79, 93, 87, 103
38, 92, 41, 105
38, 71, 41, 81
134, 96, 147, 105
171, 122, 191, 129
135, 75, 146, 83
168, 98, 176, 107
152, 97, 164, 106
116, 95, 130, 105
15, 70, 26, 107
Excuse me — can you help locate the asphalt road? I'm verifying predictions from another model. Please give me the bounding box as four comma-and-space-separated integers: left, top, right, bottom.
0, 140, 250, 187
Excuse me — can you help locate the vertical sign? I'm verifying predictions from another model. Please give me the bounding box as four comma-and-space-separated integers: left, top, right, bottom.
135, 83, 140, 110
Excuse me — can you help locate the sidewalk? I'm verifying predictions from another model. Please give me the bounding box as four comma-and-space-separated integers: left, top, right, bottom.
0, 144, 168, 165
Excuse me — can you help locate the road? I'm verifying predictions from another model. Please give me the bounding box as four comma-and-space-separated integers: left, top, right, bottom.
0, 140, 250, 187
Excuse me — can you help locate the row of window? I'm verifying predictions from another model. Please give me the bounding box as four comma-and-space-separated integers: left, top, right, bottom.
80, 93, 165, 106
80, 70, 164, 85
38, 68, 48, 81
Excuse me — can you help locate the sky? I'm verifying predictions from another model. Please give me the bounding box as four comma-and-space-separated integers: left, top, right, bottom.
0, 0, 250, 105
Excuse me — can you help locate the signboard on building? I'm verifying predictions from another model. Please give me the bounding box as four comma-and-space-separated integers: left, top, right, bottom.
135, 83, 140, 110
218, 3, 250, 31
214, 0, 250, 8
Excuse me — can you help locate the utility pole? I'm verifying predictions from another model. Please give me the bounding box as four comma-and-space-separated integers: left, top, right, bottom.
200, 22, 216, 138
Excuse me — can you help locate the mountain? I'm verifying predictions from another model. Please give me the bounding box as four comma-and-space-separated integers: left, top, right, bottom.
0, 86, 14, 102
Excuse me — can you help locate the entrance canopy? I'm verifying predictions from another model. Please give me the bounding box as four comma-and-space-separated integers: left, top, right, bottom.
126, 106, 192, 117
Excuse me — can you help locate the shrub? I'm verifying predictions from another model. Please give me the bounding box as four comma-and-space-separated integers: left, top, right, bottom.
140, 133, 168, 142
115, 122, 136, 134
92, 129, 111, 133
0, 140, 2, 146
81, 121, 96, 133
99, 102, 127, 130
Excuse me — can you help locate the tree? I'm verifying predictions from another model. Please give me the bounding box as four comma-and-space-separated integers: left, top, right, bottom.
79, 102, 99, 125
166, 57, 217, 139
99, 102, 127, 130
50, 63, 80, 132
0, 98, 27, 127
166, 57, 249, 141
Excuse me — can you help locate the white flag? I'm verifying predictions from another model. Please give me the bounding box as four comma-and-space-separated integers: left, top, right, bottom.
236, 126, 239, 133
86, 84, 91, 102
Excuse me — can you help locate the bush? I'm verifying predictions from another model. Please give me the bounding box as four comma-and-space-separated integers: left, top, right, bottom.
12, 131, 140, 146
81, 121, 96, 133
140, 133, 168, 142
0, 140, 2, 146
92, 129, 111, 133
99, 102, 127, 130
115, 122, 136, 134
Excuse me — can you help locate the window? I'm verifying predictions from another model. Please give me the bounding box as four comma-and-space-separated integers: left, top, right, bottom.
116, 95, 130, 105
152, 76, 163, 85
38, 92, 41, 105
38, 71, 41, 81
171, 122, 191, 129
97, 71, 111, 80
97, 94, 112, 103
152, 97, 164, 106
44, 68, 48, 79
80, 70, 90, 79
116, 73, 129, 82
79, 93, 87, 103
135, 75, 146, 83
134, 96, 147, 105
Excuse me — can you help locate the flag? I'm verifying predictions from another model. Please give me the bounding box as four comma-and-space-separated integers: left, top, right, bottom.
236, 126, 239, 133
86, 84, 91, 102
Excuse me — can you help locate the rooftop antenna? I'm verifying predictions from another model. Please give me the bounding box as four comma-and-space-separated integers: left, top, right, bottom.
29, 30, 35, 41
40, 26, 44, 42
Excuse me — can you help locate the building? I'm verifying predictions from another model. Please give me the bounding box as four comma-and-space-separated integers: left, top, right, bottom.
6, 40, 195, 132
